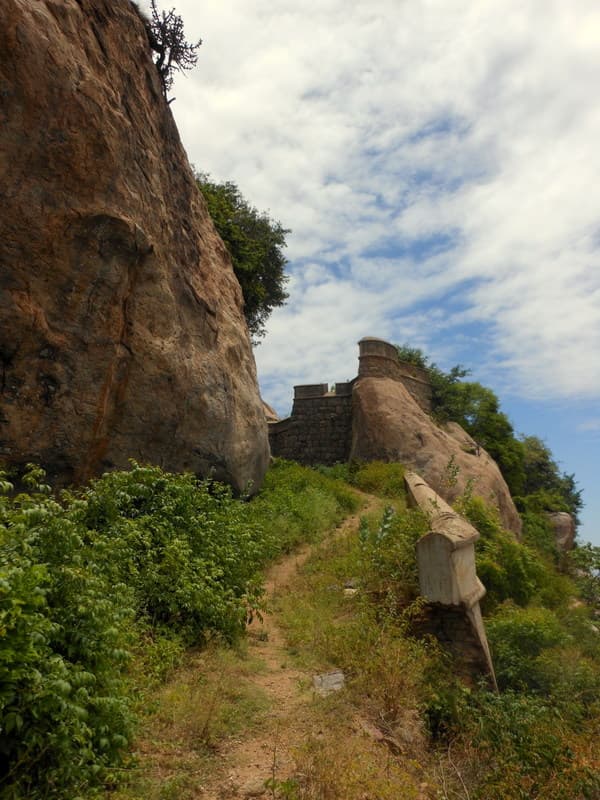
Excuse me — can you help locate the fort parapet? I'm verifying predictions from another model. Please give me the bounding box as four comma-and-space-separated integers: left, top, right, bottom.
268, 337, 432, 465
358, 337, 432, 411
268, 382, 355, 466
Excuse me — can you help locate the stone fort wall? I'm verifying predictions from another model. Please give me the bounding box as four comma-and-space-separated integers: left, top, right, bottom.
268, 338, 433, 465
268, 382, 354, 465
358, 338, 432, 412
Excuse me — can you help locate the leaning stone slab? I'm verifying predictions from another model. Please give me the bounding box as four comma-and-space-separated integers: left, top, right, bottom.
405, 471, 497, 690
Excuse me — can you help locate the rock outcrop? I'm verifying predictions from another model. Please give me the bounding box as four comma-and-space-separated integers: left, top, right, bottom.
0, 0, 269, 491
350, 378, 522, 536
547, 512, 576, 552
262, 400, 280, 424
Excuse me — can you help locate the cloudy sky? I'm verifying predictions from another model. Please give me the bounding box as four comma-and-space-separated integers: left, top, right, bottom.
143, 0, 600, 544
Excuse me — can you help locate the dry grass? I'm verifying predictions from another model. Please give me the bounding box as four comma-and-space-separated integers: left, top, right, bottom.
109, 644, 270, 799
289, 721, 427, 800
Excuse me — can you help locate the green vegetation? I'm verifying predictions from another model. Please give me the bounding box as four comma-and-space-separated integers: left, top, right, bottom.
395, 343, 582, 523
424, 494, 600, 799
0, 460, 356, 799
2, 456, 599, 799
276, 464, 599, 799
147, 1, 202, 99
282, 461, 600, 798
196, 173, 290, 341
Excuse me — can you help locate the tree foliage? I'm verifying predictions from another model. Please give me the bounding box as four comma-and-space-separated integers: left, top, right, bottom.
148, 1, 202, 99
197, 173, 290, 342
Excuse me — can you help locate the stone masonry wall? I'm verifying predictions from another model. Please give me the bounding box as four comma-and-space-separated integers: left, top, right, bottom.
358, 337, 432, 413
267, 338, 433, 465
268, 383, 353, 465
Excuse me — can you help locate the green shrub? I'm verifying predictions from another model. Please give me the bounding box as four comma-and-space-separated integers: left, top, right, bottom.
358, 506, 428, 611
351, 461, 406, 499
316, 460, 407, 501
568, 543, 600, 607
0, 459, 361, 798
461, 689, 600, 800
520, 508, 559, 558
313, 462, 354, 483
77, 465, 268, 642
457, 496, 571, 610
0, 470, 135, 799
249, 459, 359, 553
486, 604, 568, 691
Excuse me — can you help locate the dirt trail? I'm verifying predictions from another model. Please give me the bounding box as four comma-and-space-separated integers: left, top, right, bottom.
200, 494, 382, 799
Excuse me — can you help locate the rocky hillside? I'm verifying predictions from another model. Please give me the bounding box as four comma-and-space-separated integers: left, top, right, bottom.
351, 377, 523, 535
0, 0, 269, 490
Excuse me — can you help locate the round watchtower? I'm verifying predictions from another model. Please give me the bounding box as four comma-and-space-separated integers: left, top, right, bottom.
358, 337, 403, 380
357, 337, 432, 413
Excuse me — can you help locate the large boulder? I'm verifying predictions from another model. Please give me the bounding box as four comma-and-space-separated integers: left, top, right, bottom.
547, 512, 576, 552
0, 0, 269, 491
350, 378, 522, 536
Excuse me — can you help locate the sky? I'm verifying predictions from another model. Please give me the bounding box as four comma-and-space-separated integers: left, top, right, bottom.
142, 0, 599, 545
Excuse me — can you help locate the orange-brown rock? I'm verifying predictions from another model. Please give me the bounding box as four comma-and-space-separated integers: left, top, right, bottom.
0, 0, 269, 491
350, 378, 522, 536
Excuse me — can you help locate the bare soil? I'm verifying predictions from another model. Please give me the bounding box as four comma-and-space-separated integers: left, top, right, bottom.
198, 497, 382, 799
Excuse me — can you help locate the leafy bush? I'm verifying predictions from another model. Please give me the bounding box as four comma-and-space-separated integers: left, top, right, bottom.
568, 543, 600, 607
519, 507, 560, 558
196, 174, 289, 341
250, 459, 359, 553
0, 459, 360, 798
456, 495, 572, 610
486, 604, 567, 691
77, 465, 268, 642
351, 461, 406, 499
359, 506, 428, 610
0, 469, 135, 799
317, 460, 407, 500
459, 689, 600, 799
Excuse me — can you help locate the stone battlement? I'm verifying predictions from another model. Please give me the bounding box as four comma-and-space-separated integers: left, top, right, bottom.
268, 338, 432, 466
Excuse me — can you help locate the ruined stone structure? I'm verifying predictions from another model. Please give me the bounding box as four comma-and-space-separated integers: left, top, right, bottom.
269, 336, 523, 537
267, 382, 354, 466
268, 338, 431, 465
405, 471, 497, 689
357, 338, 432, 412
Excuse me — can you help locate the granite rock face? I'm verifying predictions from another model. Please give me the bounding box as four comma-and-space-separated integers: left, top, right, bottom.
0, 0, 269, 491
350, 378, 522, 536
547, 512, 576, 552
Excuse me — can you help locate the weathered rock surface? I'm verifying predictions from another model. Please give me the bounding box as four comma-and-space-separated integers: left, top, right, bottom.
262, 400, 280, 423
547, 511, 576, 552
0, 0, 269, 490
350, 378, 522, 536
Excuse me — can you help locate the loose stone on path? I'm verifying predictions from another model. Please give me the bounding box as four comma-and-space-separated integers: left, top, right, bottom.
312, 670, 346, 696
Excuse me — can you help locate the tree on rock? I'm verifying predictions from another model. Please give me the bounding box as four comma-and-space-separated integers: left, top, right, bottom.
149, 1, 202, 99
197, 174, 290, 342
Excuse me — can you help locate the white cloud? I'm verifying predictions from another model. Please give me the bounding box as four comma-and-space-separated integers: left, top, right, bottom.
577, 419, 600, 433
142, 0, 600, 409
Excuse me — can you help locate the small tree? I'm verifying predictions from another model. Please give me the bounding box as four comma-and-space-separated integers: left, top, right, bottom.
148, 1, 202, 99
196, 173, 290, 342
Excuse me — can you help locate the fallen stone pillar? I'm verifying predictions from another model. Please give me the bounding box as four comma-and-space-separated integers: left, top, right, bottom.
405, 471, 498, 690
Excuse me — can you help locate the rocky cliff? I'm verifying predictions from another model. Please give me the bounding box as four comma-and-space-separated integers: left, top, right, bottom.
0, 0, 270, 490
